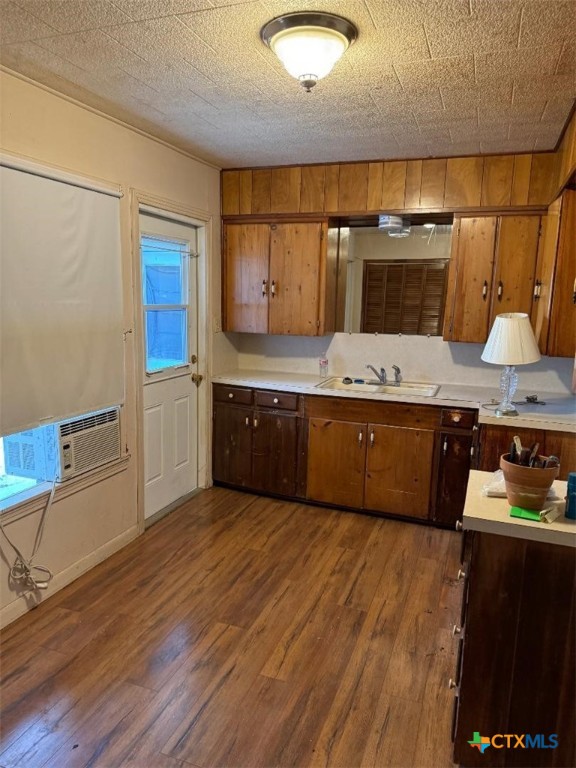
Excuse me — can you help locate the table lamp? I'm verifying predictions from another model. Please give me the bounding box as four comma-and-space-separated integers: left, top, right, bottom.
481, 313, 541, 417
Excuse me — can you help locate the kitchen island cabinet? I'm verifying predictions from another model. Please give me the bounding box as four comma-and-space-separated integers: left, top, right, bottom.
453, 472, 575, 768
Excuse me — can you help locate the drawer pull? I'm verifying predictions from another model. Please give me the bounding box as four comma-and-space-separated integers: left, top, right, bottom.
245, 416, 250, 427
443, 438, 448, 456
228, 393, 234, 399
253, 417, 258, 429
455, 520, 463, 532
273, 397, 279, 404
457, 568, 466, 581
452, 625, 462, 636
271, 280, 276, 297
262, 279, 268, 297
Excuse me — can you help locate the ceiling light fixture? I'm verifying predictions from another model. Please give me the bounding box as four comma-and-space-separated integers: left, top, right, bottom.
261, 12, 358, 92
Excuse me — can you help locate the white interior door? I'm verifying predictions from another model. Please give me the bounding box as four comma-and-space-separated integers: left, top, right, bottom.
140, 212, 199, 520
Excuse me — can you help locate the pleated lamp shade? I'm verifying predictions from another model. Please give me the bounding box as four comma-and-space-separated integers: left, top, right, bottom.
481, 313, 541, 365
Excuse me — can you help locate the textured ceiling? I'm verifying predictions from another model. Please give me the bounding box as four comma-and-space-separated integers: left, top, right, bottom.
1, 0, 575, 168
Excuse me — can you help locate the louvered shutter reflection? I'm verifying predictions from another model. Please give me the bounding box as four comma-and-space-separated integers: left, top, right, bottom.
361, 260, 447, 335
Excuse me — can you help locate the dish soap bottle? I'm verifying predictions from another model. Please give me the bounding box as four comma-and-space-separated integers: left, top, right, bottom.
319, 353, 329, 381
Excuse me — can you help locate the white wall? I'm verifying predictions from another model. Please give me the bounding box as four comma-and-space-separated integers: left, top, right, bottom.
0, 70, 223, 625
222, 332, 574, 395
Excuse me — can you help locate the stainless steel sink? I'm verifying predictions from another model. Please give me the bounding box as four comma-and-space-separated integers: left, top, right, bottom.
316, 377, 439, 397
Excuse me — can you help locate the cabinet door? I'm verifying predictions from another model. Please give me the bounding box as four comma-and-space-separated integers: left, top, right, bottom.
531, 198, 561, 352
224, 223, 269, 333
269, 222, 324, 336
252, 410, 298, 495
478, 424, 545, 473
490, 215, 539, 325
307, 418, 366, 508
364, 424, 434, 519
548, 188, 576, 358
544, 430, 576, 481
212, 403, 252, 486
434, 432, 473, 526
443, 217, 497, 342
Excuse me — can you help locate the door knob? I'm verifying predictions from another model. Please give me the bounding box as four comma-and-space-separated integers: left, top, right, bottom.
191, 373, 203, 386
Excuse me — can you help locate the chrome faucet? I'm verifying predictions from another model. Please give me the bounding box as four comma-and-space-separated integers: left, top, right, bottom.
366, 364, 387, 384
392, 365, 402, 384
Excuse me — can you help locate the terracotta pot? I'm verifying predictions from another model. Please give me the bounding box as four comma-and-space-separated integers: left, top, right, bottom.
500, 454, 560, 511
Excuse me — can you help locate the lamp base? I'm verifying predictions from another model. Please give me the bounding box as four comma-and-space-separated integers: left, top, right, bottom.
495, 365, 519, 417
495, 405, 519, 417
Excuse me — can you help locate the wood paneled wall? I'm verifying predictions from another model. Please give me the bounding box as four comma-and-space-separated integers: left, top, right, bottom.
555, 109, 576, 192
222, 152, 558, 217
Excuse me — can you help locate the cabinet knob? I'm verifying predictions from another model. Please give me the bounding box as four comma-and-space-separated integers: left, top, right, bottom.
358, 431, 363, 445
273, 397, 279, 404
452, 624, 462, 636
452, 414, 461, 423
448, 678, 458, 690
455, 520, 463, 532
457, 568, 466, 581
228, 393, 234, 399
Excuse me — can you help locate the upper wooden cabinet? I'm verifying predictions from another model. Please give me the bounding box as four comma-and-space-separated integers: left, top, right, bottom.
222, 152, 557, 216
443, 215, 540, 343
531, 189, 576, 358
223, 220, 330, 335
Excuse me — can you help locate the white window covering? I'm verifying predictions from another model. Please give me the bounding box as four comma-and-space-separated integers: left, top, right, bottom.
0, 165, 124, 436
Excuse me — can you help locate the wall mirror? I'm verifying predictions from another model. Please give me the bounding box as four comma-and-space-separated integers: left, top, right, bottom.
331, 214, 454, 335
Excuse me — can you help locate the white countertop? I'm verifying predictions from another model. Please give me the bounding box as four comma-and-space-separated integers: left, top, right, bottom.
463, 470, 574, 547
212, 369, 576, 432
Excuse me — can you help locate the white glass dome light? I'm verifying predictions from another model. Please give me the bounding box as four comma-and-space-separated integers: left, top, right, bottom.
261, 13, 358, 92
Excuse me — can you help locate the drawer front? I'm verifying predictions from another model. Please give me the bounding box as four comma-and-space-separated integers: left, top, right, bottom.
213, 384, 253, 405
255, 390, 299, 411
440, 408, 475, 429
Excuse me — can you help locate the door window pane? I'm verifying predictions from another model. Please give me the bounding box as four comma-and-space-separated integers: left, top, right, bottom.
142, 237, 186, 305
141, 234, 190, 373
145, 309, 187, 371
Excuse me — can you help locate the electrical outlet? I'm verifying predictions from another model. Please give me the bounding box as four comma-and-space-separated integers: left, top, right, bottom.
213, 316, 222, 333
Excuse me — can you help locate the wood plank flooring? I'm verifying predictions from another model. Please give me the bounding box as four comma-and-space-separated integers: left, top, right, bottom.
0, 488, 462, 768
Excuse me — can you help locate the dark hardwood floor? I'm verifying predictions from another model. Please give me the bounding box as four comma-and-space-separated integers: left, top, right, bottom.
0, 488, 462, 768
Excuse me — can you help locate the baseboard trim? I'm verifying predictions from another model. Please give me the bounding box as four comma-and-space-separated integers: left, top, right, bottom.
0, 524, 139, 629
144, 488, 204, 529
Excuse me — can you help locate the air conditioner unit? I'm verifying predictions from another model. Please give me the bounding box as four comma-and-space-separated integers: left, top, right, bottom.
58, 408, 121, 480
3, 425, 58, 480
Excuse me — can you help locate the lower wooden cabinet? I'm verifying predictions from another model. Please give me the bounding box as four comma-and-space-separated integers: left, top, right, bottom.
213, 385, 300, 496
307, 418, 365, 508
453, 532, 575, 767
364, 424, 435, 518
212, 385, 478, 525
304, 396, 476, 523
478, 423, 575, 480
433, 431, 475, 525
307, 417, 436, 517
